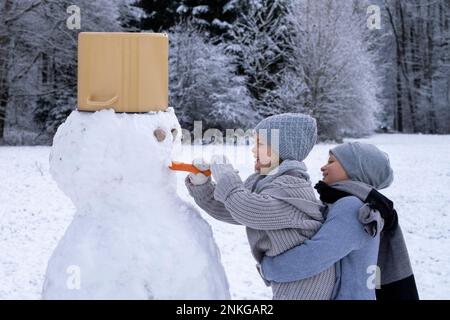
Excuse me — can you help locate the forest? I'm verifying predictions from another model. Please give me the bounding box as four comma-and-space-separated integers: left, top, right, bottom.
0, 0, 449, 144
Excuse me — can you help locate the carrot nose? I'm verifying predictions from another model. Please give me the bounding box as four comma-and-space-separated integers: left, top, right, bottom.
168, 161, 211, 176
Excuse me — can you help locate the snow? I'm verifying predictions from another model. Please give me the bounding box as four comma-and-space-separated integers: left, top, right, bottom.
1, 132, 449, 299
192, 5, 210, 16
212, 19, 232, 30
176, 5, 188, 14
39, 109, 230, 299
223, 0, 238, 13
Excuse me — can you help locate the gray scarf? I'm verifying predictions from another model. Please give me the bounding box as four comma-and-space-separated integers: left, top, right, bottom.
330, 180, 414, 285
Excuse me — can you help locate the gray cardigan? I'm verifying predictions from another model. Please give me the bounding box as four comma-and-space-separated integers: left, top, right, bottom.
185, 160, 336, 300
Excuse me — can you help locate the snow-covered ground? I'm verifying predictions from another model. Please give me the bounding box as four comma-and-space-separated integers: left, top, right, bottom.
1, 134, 449, 299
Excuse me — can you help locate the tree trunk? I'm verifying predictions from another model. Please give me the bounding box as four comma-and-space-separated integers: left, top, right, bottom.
426, 2, 436, 133
396, 52, 403, 132
0, 0, 13, 139
398, 1, 416, 132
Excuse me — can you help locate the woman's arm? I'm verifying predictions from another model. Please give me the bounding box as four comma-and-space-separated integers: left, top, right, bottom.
185, 176, 241, 225
260, 196, 370, 282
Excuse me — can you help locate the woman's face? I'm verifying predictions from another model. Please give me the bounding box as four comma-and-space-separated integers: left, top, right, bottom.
321, 153, 349, 184
251, 134, 279, 174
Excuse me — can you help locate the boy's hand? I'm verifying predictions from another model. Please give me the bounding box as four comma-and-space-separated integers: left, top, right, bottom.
188, 158, 210, 185
210, 154, 238, 183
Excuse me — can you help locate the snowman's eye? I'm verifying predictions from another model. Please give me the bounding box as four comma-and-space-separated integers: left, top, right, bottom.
153, 128, 166, 142
171, 128, 178, 142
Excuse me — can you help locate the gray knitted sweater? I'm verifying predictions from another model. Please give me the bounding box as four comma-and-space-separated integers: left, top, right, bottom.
185, 160, 336, 300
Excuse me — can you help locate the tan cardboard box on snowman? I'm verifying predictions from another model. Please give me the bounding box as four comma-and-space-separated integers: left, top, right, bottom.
77, 32, 168, 113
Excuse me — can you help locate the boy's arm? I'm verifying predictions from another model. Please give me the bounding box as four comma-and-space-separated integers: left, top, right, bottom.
185, 176, 241, 225
260, 196, 370, 282
213, 171, 319, 230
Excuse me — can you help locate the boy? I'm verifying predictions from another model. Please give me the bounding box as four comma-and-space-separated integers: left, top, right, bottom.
185, 113, 335, 300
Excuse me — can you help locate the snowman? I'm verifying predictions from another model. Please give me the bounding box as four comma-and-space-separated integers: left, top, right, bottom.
41, 32, 230, 299
42, 108, 231, 300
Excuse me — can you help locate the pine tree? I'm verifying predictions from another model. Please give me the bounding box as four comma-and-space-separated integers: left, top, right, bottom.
133, 0, 182, 31
177, 0, 241, 36
383, 0, 450, 133
268, 0, 380, 140
169, 22, 253, 133
226, 0, 291, 119
1, 0, 125, 144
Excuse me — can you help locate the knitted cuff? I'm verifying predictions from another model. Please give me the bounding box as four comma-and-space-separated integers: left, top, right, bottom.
213, 170, 243, 203
185, 175, 215, 201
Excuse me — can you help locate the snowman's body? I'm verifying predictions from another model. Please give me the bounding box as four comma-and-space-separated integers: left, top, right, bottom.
42, 108, 230, 299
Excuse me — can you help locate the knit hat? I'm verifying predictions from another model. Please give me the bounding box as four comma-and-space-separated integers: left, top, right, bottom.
254, 113, 317, 162
330, 142, 394, 189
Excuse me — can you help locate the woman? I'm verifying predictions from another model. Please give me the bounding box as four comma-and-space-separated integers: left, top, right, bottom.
259, 142, 419, 300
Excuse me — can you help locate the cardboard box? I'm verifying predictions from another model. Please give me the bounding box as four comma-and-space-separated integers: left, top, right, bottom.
77, 32, 168, 112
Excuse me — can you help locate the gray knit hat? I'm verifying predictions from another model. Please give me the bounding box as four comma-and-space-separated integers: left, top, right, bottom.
254, 113, 317, 162
330, 142, 394, 189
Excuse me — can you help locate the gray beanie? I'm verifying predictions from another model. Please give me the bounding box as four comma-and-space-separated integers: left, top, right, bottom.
254, 113, 317, 162
330, 142, 394, 189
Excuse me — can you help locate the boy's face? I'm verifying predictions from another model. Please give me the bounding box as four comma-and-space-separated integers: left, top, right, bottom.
321, 153, 349, 184
251, 134, 279, 174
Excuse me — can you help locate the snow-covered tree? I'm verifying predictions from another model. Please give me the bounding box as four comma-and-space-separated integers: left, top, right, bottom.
226, 0, 291, 119
169, 22, 253, 132
382, 0, 450, 134
1, 0, 127, 144
177, 0, 241, 36
118, 0, 145, 31
133, 0, 183, 31
265, 0, 381, 140
3, 0, 449, 145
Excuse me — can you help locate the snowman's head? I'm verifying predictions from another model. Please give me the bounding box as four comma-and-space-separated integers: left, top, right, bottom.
50, 108, 182, 207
